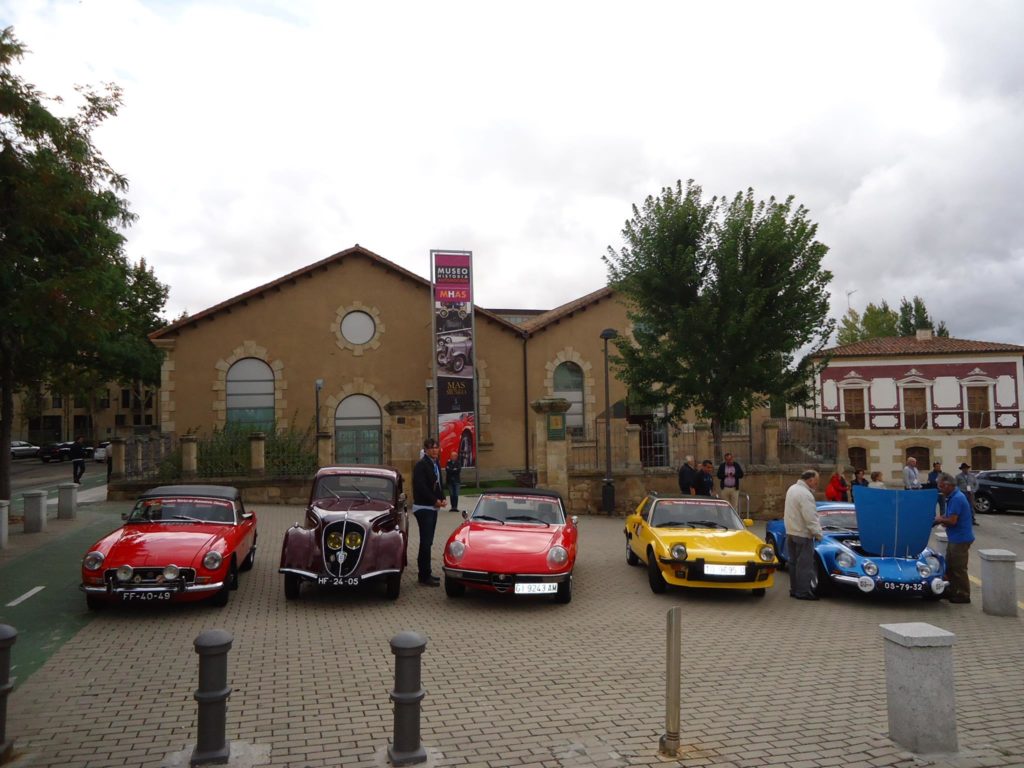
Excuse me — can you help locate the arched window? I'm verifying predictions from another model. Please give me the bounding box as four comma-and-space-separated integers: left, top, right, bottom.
553, 362, 584, 438
335, 395, 382, 464
848, 447, 867, 471
226, 358, 275, 430
970, 446, 992, 471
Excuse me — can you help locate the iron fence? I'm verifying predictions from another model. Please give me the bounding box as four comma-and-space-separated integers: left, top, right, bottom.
779, 416, 836, 464
123, 435, 175, 481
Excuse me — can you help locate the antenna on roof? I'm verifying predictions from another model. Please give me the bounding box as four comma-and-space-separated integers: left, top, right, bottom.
845, 289, 858, 310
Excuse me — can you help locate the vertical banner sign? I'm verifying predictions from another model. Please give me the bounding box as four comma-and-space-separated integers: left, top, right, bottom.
430, 250, 476, 469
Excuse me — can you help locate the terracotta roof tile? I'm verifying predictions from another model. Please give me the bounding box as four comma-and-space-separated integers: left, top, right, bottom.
819, 336, 1024, 358
520, 286, 615, 333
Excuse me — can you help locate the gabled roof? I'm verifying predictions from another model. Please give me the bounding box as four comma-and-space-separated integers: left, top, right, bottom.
520, 286, 616, 334
817, 335, 1024, 359
150, 245, 522, 339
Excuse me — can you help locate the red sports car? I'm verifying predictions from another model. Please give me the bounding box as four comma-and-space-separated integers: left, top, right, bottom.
80, 485, 257, 610
442, 488, 577, 603
439, 411, 475, 468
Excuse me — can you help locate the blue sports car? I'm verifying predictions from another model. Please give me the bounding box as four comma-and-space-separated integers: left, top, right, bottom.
764, 502, 947, 599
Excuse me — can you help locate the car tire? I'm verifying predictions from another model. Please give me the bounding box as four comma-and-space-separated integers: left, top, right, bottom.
284, 572, 301, 600
451, 355, 466, 373
647, 550, 667, 594
973, 494, 994, 514
85, 594, 105, 611
555, 575, 573, 604
752, 588, 766, 597
385, 572, 401, 600
444, 575, 465, 597
240, 535, 257, 572
210, 570, 234, 607
812, 559, 832, 598
626, 540, 640, 566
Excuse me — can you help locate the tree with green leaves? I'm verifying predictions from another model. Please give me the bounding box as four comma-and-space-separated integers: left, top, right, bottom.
836, 296, 949, 345
604, 180, 835, 459
0, 27, 168, 500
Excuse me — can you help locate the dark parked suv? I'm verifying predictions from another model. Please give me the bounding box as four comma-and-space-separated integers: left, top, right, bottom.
973, 470, 1024, 514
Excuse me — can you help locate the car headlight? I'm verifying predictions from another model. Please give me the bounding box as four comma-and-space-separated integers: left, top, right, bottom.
162, 565, 180, 580
344, 531, 363, 549
547, 546, 569, 568
758, 545, 774, 563
917, 561, 932, 577
670, 543, 688, 561
326, 531, 344, 550
862, 560, 878, 576
925, 555, 941, 573
835, 552, 856, 569
202, 551, 223, 570
448, 540, 466, 560
83, 552, 105, 571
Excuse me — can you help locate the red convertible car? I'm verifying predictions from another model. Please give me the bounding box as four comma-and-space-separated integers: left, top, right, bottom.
442, 488, 577, 603
439, 411, 475, 469
80, 485, 257, 610
279, 465, 409, 600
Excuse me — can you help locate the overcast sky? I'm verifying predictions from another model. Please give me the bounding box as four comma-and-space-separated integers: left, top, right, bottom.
5, 0, 1024, 343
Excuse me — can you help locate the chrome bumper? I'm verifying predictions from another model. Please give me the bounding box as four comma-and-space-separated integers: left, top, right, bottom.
80, 582, 223, 595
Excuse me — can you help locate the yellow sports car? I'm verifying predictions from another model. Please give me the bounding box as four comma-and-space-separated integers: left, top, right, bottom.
624, 494, 777, 597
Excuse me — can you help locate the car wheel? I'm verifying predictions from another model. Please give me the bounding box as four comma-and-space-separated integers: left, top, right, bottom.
812, 559, 832, 598
240, 535, 257, 572
752, 588, 766, 597
444, 575, 465, 597
555, 575, 573, 604
451, 355, 466, 373
626, 540, 640, 566
647, 550, 667, 594
284, 572, 301, 600
973, 494, 994, 514
385, 572, 401, 600
210, 566, 235, 607
85, 594, 105, 611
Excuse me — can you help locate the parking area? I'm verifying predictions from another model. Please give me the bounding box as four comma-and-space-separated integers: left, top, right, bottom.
2, 497, 1024, 768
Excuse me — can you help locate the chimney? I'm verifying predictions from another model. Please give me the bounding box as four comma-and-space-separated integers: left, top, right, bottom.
916, 328, 933, 341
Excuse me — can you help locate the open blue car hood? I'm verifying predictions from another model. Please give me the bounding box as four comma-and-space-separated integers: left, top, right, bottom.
853, 487, 938, 557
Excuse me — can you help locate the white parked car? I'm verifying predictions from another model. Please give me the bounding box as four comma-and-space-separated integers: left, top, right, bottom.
93, 441, 111, 462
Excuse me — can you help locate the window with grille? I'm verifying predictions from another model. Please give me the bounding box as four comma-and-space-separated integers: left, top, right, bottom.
848, 446, 867, 470
553, 362, 585, 438
906, 446, 930, 467
903, 388, 927, 429
965, 386, 990, 428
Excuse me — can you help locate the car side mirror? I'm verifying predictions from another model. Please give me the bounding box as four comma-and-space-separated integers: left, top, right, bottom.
743, 518, 753, 527
241, 511, 253, 520
461, 510, 469, 520
398, 492, 407, 507
571, 515, 579, 526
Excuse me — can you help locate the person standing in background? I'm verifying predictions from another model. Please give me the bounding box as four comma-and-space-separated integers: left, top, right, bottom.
784, 470, 823, 601
677, 455, 697, 495
933, 472, 975, 603
716, 452, 744, 511
411, 438, 447, 586
70, 436, 87, 484
445, 454, 462, 513
694, 460, 716, 497
903, 457, 921, 489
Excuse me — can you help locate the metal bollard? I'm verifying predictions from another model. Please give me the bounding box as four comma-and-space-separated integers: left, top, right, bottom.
659, 607, 682, 757
0, 625, 17, 763
191, 630, 233, 766
387, 631, 427, 766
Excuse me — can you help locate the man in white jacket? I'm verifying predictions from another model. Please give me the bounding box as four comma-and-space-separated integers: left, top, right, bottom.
784, 469, 823, 600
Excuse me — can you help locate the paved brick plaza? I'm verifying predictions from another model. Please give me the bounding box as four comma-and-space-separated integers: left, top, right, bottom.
4, 499, 1024, 768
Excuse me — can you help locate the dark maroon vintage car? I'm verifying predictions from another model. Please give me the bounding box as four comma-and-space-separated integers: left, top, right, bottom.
279, 465, 409, 600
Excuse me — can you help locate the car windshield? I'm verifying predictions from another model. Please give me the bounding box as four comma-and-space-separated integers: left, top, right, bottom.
819, 511, 858, 531
471, 495, 565, 525
128, 497, 236, 524
650, 501, 743, 530
314, 474, 394, 502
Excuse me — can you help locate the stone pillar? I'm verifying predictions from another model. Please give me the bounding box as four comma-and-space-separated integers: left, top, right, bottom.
110, 437, 126, 480
385, 401, 427, 482
763, 422, 779, 465
23, 491, 47, 533
135, 440, 144, 474
625, 424, 642, 472
0, 501, 8, 549
182, 435, 198, 480
834, 422, 849, 467
249, 432, 266, 476
694, 423, 712, 463
58, 483, 77, 520
530, 398, 570, 496
317, 432, 333, 468
978, 549, 1018, 617
880, 622, 957, 754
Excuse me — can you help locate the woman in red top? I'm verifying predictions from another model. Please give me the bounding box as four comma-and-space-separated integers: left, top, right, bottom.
825, 472, 849, 502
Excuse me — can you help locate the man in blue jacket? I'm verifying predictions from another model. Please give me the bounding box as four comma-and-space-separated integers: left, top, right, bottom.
412, 438, 447, 586
933, 472, 975, 604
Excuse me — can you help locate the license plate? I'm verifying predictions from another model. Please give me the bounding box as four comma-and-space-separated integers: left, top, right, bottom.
883, 582, 923, 591
120, 592, 171, 601
704, 564, 746, 576
318, 576, 361, 586
514, 582, 558, 594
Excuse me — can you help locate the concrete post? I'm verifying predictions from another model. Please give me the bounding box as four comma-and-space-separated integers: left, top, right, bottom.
978, 549, 1018, 617
191, 629, 233, 766
659, 607, 682, 757
0, 624, 16, 763
763, 422, 779, 465
316, 432, 333, 468
58, 483, 78, 520
249, 432, 265, 476
834, 422, 849, 467
22, 490, 47, 533
0, 501, 8, 550
182, 435, 198, 480
625, 424, 642, 471
880, 622, 957, 754
110, 437, 126, 480
387, 631, 427, 766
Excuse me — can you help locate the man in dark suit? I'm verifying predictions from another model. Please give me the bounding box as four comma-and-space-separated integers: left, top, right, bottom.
412, 437, 447, 586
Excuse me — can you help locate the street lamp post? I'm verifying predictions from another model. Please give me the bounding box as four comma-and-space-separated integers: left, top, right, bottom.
600, 328, 618, 515
314, 379, 324, 432
426, 382, 434, 439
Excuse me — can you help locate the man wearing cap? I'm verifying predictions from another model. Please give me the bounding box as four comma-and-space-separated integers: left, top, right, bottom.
956, 462, 979, 525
